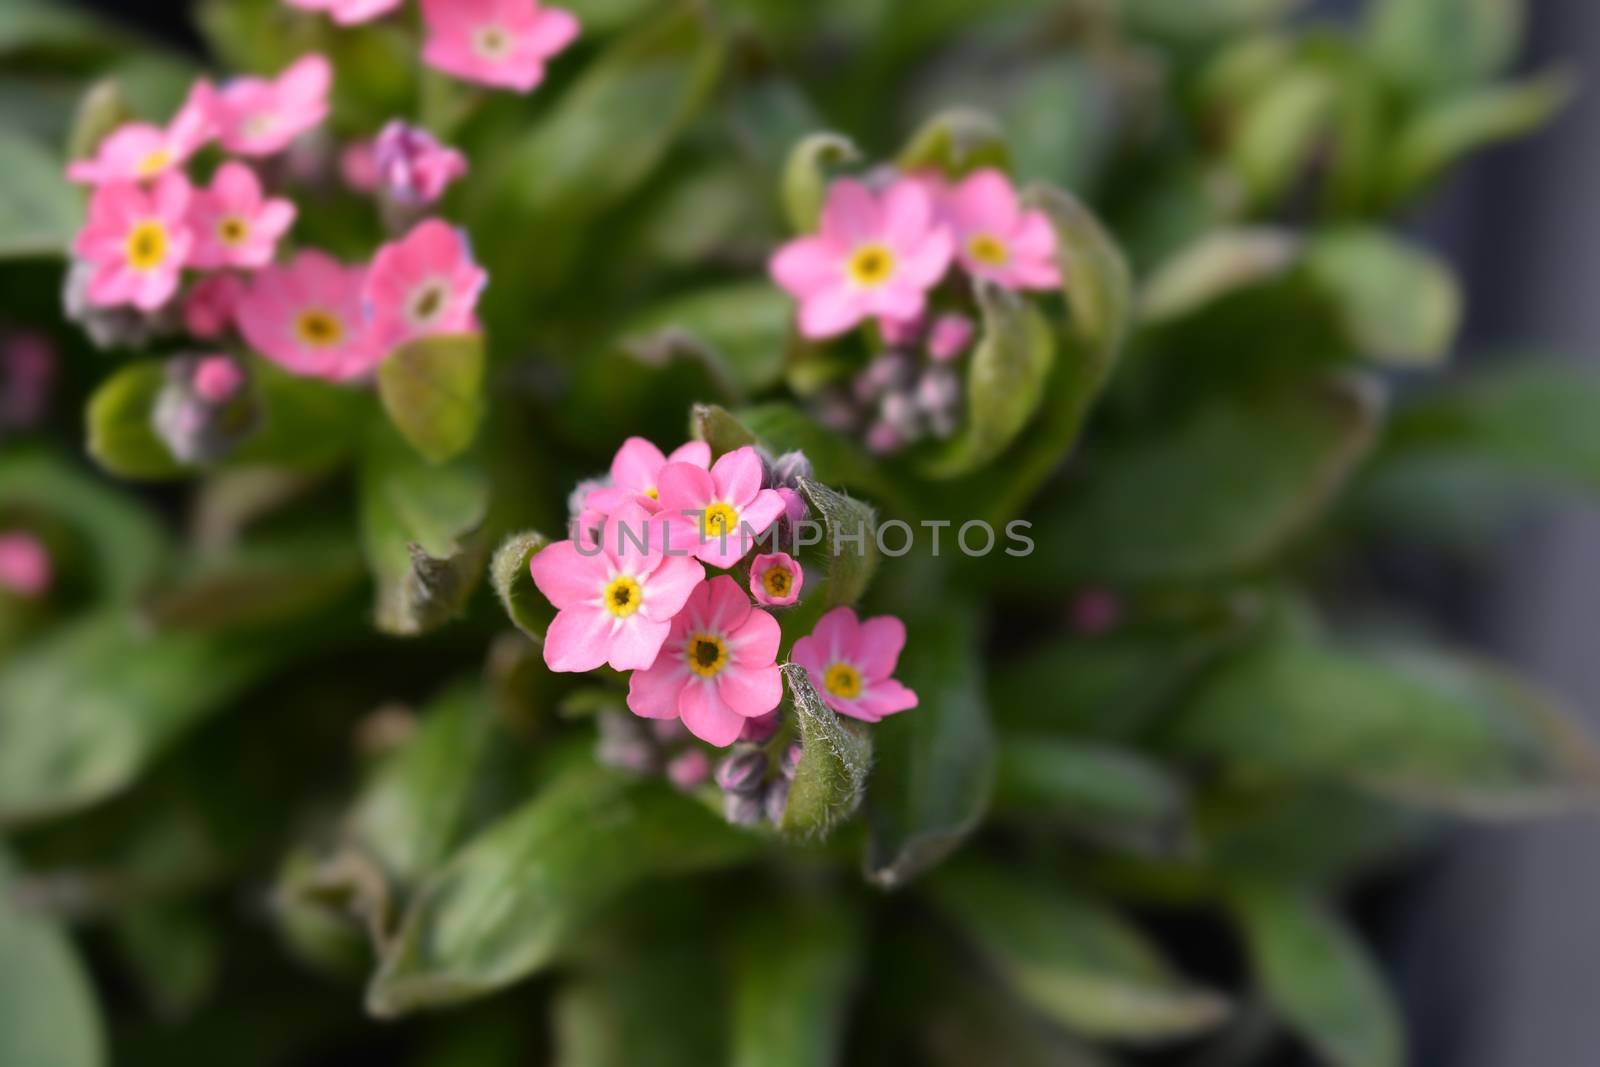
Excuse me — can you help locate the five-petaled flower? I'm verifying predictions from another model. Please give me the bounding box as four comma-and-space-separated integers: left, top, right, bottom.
74, 173, 195, 311
658, 446, 788, 570
236, 250, 377, 381
420, 0, 581, 93
934, 168, 1060, 292
626, 575, 783, 747
187, 162, 297, 270
793, 606, 919, 722
769, 178, 953, 340
372, 121, 470, 206
213, 54, 333, 157
586, 436, 712, 516
67, 81, 215, 186
364, 219, 488, 354
749, 552, 803, 607
530, 500, 706, 673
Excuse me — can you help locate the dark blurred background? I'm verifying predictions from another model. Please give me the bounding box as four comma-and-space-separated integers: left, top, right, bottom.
61, 1, 1600, 1063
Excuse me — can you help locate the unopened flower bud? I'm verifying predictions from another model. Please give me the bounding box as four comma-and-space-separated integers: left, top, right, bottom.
183, 275, 244, 340
0, 531, 52, 599
764, 777, 791, 825
917, 368, 962, 439
374, 121, 468, 206
153, 354, 260, 466
739, 711, 781, 744
666, 749, 711, 792
0, 332, 55, 433
595, 711, 659, 775
927, 313, 975, 362
878, 314, 925, 348
855, 352, 915, 404
769, 450, 814, 488
865, 420, 903, 455
814, 390, 859, 433
1070, 588, 1122, 636
651, 718, 689, 744
780, 742, 803, 780
880, 390, 923, 440
715, 749, 769, 794
63, 259, 178, 350
724, 790, 766, 827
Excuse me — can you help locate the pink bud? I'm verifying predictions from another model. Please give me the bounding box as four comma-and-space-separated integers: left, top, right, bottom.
1070, 588, 1122, 636
878, 313, 925, 348
192, 355, 246, 404
183, 275, 244, 340
739, 711, 782, 744
0, 532, 51, 598
666, 749, 711, 792
927, 313, 974, 362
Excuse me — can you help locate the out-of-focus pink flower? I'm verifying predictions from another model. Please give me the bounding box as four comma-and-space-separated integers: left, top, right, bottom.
186, 162, 297, 270
373, 121, 469, 206
770, 179, 953, 340
420, 0, 581, 93
0, 532, 51, 599
529, 500, 705, 673
936, 169, 1060, 292
339, 140, 380, 194
192, 354, 247, 403
67, 82, 214, 185
0, 332, 56, 430
284, 0, 402, 25
792, 606, 918, 722
626, 575, 783, 747
73, 174, 194, 311
658, 446, 788, 570
749, 552, 802, 606
927, 312, 975, 361
236, 250, 377, 381
585, 437, 712, 516
363, 219, 487, 353
1069, 587, 1122, 636
666, 748, 711, 791
879, 313, 924, 348
183, 274, 245, 339
214, 54, 333, 157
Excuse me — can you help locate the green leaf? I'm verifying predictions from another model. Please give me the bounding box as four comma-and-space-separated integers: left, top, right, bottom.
778, 664, 873, 841
1140, 229, 1302, 324
1166, 639, 1600, 815
781, 132, 860, 233
1023, 379, 1380, 586
359, 431, 490, 637
0, 852, 105, 1067
690, 402, 760, 456
864, 606, 993, 888
994, 734, 1189, 855
619, 283, 792, 398
1227, 67, 1337, 209
85, 362, 187, 480
0, 126, 79, 258
66, 78, 134, 165
930, 861, 1231, 1041
796, 477, 878, 608
730, 892, 862, 1067
0, 611, 290, 825
1366, 0, 1525, 96
490, 530, 555, 645
1387, 71, 1576, 203
377, 333, 487, 465
919, 286, 1055, 479
1304, 229, 1461, 367
896, 108, 1011, 178
1231, 884, 1404, 1067
367, 768, 754, 1016
137, 532, 362, 634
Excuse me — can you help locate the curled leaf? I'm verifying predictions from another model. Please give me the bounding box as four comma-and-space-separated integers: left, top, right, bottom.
779, 664, 873, 841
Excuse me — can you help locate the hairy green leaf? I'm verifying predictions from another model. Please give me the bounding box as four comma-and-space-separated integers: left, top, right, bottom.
779, 664, 873, 841
781, 132, 860, 233
378, 333, 487, 465
490, 530, 555, 644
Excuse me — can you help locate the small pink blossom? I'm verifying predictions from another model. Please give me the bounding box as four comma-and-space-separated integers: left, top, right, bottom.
236, 250, 378, 381
529, 500, 705, 673
626, 575, 783, 747
284, 0, 402, 25
0, 532, 51, 599
937, 169, 1060, 292
363, 219, 487, 354
749, 552, 802, 607
186, 162, 297, 270
339, 140, 380, 193
421, 0, 581, 93
183, 274, 245, 339
373, 121, 469, 206
585, 437, 712, 516
66, 81, 214, 185
769, 178, 953, 340
928, 312, 975, 361
792, 606, 918, 723
879, 313, 924, 348
658, 446, 788, 570
214, 54, 333, 157
73, 174, 194, 311
192, 355, 247, 403
666, 749, 711, 791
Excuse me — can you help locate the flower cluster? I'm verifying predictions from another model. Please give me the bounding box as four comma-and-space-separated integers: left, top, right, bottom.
529, 436, 918, 756
770, 167, 1060, 454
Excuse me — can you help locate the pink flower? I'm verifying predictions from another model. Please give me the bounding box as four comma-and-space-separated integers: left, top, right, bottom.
0, 532, 51, 599
183, 274, 245, 339
529, 500, 705, 673
927, 312, 975, 361
792, 607, 918, 723
585, 437, 712, 516
769, 178, 953, 340
73, 174, 194, 311
192, 355, 247, 403
340, 140, 380, 193
666, 749, 711, 791
749, 552, 802, 607
214, 54, 333, 157
373, 121, 468, 205
186, 162, 297, 270
284, 0, 402, 25
236, 250, 378, 381
420, 0, 581, 93
626, 575, 783, 747
66, 82, 214, 185
658, 446, 788, 570
937, 169, 1060, 291
363, 219, 487, 353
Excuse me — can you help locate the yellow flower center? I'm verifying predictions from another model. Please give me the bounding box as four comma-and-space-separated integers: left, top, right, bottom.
847, 243, 896, 288
125, 221, 168, 272
408, 281, 448, 327
702, 502, 740, 541
824, 662, 862, 700
137, 148, 172, 178
474, 24, 512, 60
967, 233, 1010, 267
604, 575, 642, 618
294, 309, 344, 347
761, 566, 792, 599
218, 216, 250, 247
686, 633, 728, 678
644, 487, 659, 500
